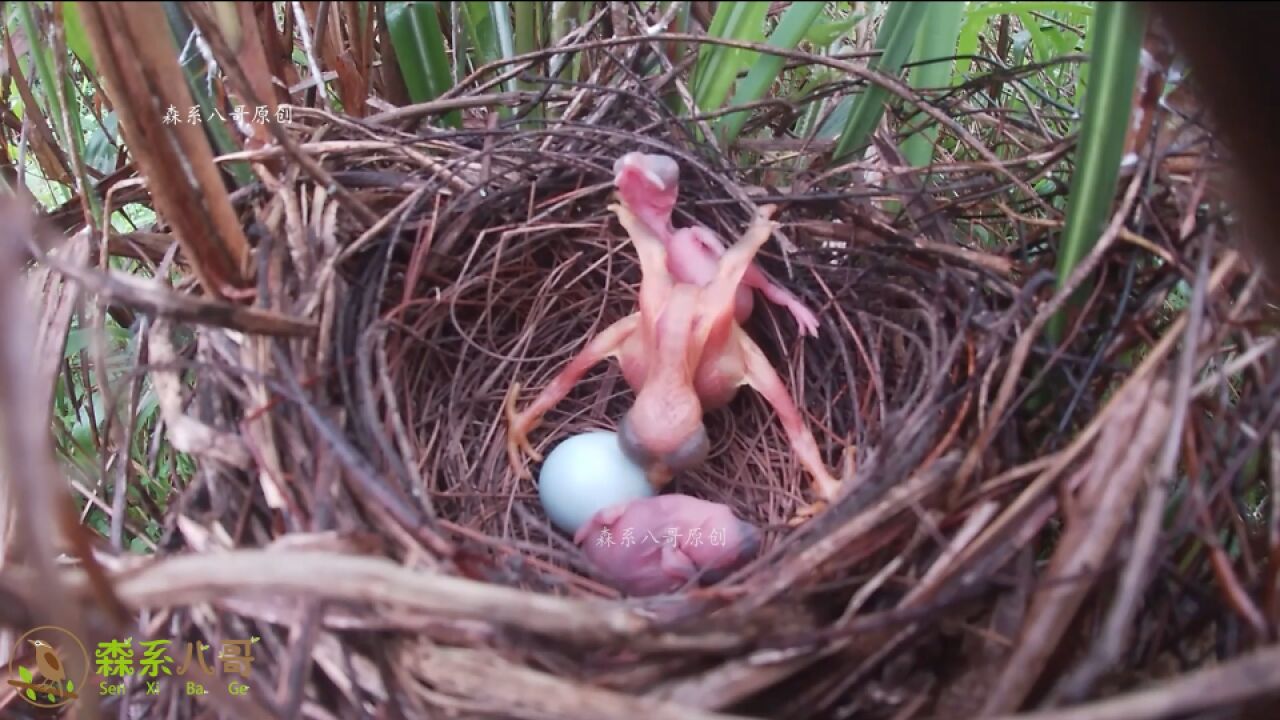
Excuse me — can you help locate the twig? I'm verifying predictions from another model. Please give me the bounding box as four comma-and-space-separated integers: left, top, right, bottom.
41, 549, 652, 642
991, 644, 1280, 720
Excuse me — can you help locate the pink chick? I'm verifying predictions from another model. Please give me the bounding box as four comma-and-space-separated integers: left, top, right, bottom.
612, 151, 821, 338
573, 494, 763, 597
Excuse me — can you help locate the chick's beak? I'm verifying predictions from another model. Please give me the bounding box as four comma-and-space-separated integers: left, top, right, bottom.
646, 465, 674, 490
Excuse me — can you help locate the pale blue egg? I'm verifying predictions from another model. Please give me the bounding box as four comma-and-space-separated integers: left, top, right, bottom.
538, 430, 655, 535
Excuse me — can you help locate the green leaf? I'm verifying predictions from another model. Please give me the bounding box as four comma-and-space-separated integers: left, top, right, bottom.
1048, 1, 1146, 342
954, 2, 1093, 83
66, 680, 74, 694
717, 1, 825, 144
692, 1, 770, 114
461, 1, 499, 69
386, 1, 460, 126
1076, 9, 1094, 100
17, 3, 97, 220
512, 0, 541, 125
829, 1, 929, 161
64, 328, 89, 359
902, 1, 966, 168
805, 15, 861, 47
61, 2, 97, 75
84, 111, 120, 175
490, 0, 518, 95
953, 9, 988, 84
1017, 11, 1052, 64
966, 2, 1091, 18
1045, 22, 1079, 56
20, 663, 35, 701
694, 0, 736, 88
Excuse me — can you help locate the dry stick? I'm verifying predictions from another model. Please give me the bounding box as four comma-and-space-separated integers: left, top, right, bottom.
1190, 337, 1277, 399
778, 506, 999, 713
290, 1, 330, 112
989, 644, 1280, 720
148, 319, 251, 469
29, 239, 316, 337
912, 247, 1241, 628
5, 230, 88, 549
541, 6, 615, 138
1051, 248, 1213, 702
217, 141, 476, 196
1268, 429, 1280, 625
47, 549, 649, 641
358, 90, 580, 125
298, 184, 430, 320
979, 377, 1173, 716
407, 644, 755, 720
953, 159, 1149, 491
901, 500, 1000, 607
0, 208, 101, 720
740, 456, 954, 612
183, 4, 379, 227
650, 505, 937, 706
934, 155, 1192, 567
271, 355, 454, 559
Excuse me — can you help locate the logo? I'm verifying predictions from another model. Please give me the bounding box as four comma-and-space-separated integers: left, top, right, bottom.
7, 625, 90, 708
7, 627, 259, 708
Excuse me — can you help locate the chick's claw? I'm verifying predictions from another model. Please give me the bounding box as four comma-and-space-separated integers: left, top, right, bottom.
787, 500, 829, 527
785, 297, 821, 338
789, 447, 855, 524
503, 314, 641, 479
503, 382, 543, 479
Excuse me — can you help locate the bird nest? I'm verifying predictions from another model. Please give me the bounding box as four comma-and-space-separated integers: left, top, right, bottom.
10, 35, 1279, 720
303, 117, 1025, 714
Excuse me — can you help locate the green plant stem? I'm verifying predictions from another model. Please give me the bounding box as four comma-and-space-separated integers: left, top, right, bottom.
1047, 1, 1145, 343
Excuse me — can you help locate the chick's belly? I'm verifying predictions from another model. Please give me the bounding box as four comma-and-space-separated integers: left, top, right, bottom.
665, 232, 720, 286
695, 351, 745, 410
665, 233, 754, 323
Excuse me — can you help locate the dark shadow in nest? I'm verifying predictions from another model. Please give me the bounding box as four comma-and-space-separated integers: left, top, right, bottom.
332, 126, 1025, 603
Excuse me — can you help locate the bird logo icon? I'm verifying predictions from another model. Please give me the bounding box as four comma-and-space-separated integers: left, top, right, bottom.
29, 639, 67, 696
7, 626, 89, 708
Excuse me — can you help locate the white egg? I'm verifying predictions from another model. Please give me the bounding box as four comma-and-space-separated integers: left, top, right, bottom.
537, 430, 655, 535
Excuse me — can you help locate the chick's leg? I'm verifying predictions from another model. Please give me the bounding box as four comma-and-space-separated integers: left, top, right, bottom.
745, 265, 822, 338
684, 224, 820, 338
694, 205, 778, 346
506, 313, 640, 478
734, 328, 841, 520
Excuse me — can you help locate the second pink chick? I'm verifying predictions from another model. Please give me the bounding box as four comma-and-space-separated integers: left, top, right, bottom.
573, 494, 762, 597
